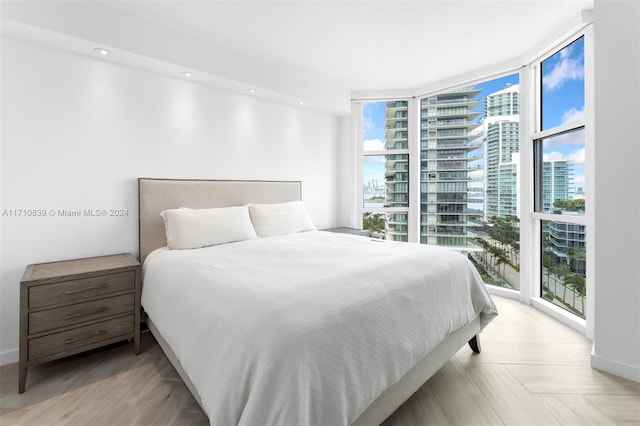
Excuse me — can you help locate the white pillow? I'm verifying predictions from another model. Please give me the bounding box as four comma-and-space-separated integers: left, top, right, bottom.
249, 200, 316, 238
160, 205, 257, 250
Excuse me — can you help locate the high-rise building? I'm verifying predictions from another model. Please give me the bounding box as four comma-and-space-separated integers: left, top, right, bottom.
541, 160, 574, 211
541, 159, 583, 271
383, 101, 410, 241
418, 87, 482, 248
484, 84, 520, 221
548, 219, 586, 269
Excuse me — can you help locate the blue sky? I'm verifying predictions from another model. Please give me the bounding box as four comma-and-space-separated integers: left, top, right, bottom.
362, 102, 386, 144
540, 36, 586, 191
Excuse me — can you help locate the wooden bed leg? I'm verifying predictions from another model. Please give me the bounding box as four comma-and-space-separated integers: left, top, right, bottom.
468, 335, 481, 353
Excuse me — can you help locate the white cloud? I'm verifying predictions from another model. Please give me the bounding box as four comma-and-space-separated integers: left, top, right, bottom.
543, 151, 567, 162
363, 138, 385, 151
543, 147, 584, 164
543, 46, 584, 92
568, 147, 585, 164
562, 107, 585, 123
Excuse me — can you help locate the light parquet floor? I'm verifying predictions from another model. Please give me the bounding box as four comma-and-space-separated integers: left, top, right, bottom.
1, 296, 638, 425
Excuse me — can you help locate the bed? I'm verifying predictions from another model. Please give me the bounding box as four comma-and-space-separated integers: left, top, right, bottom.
138, 178, 498, 425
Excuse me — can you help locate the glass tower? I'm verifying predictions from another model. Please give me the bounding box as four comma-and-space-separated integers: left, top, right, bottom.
484, 84, 520, 220
418, 87, 482, 247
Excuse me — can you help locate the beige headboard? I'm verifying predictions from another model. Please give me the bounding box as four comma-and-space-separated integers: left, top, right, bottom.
138, 178, 302, 263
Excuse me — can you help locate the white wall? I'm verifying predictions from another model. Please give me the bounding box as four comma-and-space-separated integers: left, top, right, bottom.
591, 0, 640, 382
0, 36, 344, 363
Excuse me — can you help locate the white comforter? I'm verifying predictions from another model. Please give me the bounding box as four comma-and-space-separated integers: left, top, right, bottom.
142, 231, 497, 426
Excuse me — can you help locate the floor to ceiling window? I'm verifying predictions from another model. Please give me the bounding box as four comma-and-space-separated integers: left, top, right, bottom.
354, 18, 592, 328
361, 100, 410, 242
533, 35, 588, 319
357, 74, 522, 290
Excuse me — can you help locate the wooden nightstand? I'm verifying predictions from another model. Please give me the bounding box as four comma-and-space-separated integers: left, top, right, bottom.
19, 253, 141, 393
322, 227, 371, 237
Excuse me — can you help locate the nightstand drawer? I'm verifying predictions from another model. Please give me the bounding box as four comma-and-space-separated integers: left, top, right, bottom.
28, 315, 134, 360
20, 254, 142, 393
28, 271, 135, 309
29, 294, 135, 334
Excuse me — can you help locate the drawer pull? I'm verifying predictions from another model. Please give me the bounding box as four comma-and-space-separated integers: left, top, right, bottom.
64, 284, 108, 295
64, 329, 107, 345
64, 307, 108, 320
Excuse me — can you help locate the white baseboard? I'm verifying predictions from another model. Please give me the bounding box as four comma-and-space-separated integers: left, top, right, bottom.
0, 348, 18, 366
591, 350, 640, 383
486, 284, 520, 299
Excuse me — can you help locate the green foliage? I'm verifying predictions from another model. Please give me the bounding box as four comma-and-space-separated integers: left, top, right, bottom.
488, 215, 520, 247
362, 212, 385, 234
553, 198, 585, 211
564, 273, 586, 295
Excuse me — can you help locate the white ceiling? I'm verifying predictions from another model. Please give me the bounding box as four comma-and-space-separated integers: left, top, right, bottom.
1, 0, 593, 114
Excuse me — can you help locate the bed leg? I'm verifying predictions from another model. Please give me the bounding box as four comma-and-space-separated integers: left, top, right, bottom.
468, 335, 481, 353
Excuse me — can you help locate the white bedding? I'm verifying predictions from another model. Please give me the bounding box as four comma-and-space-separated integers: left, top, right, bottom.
141, 230, 498, 426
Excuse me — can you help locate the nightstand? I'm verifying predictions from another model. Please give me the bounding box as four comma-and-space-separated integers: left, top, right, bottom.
19, 253, 141, 393
323, 227, 371, 237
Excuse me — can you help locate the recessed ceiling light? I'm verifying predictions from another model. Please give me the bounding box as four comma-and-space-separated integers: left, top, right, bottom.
94, 48, 112, 56
181, 72, 193, 78
247, 88, 256, 94
298, 101, 305, 106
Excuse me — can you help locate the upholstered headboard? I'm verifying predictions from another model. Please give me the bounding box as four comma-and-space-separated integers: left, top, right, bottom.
138, 178, 302, 263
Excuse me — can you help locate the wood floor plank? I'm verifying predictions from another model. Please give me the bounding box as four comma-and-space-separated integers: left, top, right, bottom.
584, 394, 640, 424
455, 340, 591, 365
422, 359, 504, 425
506, 364, 640, 395
461, 362, 560, 425
1, 295, 638, 426
534, 393, 618, 425
381, 382, 450, 426
0, 333, 207, 425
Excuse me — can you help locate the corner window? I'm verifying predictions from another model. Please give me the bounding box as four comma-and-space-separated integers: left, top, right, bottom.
533, 35, 588, 319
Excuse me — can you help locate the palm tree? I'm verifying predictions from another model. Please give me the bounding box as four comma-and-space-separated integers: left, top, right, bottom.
494, 248, 509, 286
542, 252, 555, 290
568, 247, 587, 275
554, 264, 571, 301
565, 273, 586, 313
489, 245, 507, 283
475, 238, 491, 270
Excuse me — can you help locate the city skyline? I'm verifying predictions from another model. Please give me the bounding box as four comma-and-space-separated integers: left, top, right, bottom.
363, 37, 586, 214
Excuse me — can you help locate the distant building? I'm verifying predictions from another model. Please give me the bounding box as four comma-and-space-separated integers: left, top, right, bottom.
484, 84, 520, 221
541, 160, 585, 271
541, 160, 574, 212
417, 87, 482, 247
548, 219, 586, 269
382, 101, 410, 240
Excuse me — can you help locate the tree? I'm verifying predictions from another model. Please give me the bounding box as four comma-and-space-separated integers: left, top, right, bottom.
474, 237, 491, 270
492, 246, 509, 286
488, 245, 508, 284
362, 213, 385, 235
551, 264, 571, 301
488, 215, 520, 247
542, 252, 556, 290
487, 215, 520, 270
564, 273, 586, 312
567, 246, 586, 275
553, 198, 585, 212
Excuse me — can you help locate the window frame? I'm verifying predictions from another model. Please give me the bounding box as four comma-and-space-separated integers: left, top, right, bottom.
354, 98, 417, 242
524, 24, 594, 337
351, 14, 594, 338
